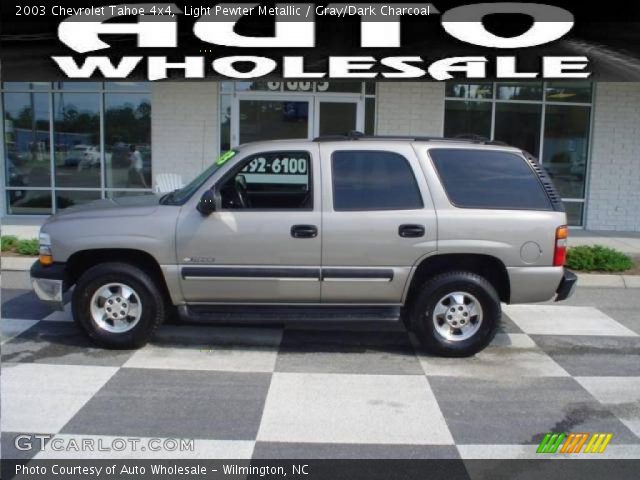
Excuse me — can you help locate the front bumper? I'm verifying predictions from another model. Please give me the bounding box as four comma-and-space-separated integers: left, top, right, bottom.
30, 261, 68, 310
555, 268, 578, 301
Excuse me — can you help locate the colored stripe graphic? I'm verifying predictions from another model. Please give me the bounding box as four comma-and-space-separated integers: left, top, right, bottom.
549, 433, 566, 453
537, 432, 612, 454
584, 433, 613, 453
537, 433, 566, 453
536, 433, 552, 453
560, 433, 578, 453
571, 433, 589, 453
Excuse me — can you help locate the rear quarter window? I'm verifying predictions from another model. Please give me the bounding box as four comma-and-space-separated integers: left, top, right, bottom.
429, 148, 552, 210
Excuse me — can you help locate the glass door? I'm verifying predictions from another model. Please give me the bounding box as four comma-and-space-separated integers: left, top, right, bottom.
314, 97, 364, 137
232, 95, 313, 146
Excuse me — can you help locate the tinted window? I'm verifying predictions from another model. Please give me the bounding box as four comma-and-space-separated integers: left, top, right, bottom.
429, 149, 551, 210
220, 151, 312, 210
332, 151, 423, 211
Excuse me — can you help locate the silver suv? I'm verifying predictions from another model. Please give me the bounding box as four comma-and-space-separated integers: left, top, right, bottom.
31, 135, 577, 357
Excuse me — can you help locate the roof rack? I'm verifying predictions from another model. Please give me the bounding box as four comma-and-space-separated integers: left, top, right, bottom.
313, 131, 508, 146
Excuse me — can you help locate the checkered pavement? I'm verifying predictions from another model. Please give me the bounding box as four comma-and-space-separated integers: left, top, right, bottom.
2, 288, 640, 461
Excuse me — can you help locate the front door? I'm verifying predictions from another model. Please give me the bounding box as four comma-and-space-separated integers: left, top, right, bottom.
231, 95, 364, 147
314, 97, 363, 137
176, 146, 321, 303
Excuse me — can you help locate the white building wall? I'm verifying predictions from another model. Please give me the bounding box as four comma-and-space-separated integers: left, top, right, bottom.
4, 80, 631, 232
376, 82, 445, 136
151, 82, 219, 186
586, 83, 640, 231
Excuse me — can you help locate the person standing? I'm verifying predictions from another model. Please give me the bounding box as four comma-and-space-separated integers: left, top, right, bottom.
127, 144, 148, 188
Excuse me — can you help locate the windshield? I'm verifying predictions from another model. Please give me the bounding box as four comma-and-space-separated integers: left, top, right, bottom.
161, 150, 237, 205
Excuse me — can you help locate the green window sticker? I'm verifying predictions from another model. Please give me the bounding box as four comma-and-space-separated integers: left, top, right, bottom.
215, 150, 236, 166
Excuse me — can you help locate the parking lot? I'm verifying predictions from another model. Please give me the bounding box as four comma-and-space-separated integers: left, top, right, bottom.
1, 270, 639, 460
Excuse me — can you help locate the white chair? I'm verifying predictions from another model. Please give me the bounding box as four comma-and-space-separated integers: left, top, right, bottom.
154, 173, 183, 193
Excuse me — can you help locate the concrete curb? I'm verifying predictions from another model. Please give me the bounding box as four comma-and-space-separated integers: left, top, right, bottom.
1, 256, 36, 272
1, 257, 638, 289
576, 273, 626, 288
575, 273, 640, 288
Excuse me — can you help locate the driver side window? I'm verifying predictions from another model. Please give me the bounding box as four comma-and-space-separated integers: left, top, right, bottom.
220, 151, 312, 210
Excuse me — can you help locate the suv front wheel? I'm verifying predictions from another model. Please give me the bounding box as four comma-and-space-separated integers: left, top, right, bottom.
72, 262, 166, 349
409, 271, 500, 357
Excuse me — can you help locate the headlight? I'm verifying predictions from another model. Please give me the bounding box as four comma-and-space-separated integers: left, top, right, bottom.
38, 232, 53, 266
39, 232, 51, 246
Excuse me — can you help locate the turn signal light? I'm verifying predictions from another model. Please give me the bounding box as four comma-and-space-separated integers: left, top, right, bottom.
553, 226, 568, 266
39, 254, 53, 266
39, 245, 53, 266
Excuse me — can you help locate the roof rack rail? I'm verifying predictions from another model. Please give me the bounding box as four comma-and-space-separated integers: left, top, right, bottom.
454, 134, 509, 146
312, 131, 509, 146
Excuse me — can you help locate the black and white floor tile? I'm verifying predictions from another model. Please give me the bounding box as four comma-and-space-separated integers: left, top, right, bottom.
2, 289, 640, 461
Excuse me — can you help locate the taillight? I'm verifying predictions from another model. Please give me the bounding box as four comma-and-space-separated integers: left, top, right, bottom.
553, 225, 568, 266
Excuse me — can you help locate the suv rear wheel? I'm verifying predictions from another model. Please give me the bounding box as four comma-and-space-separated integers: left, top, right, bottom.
72, 262, 165, 349
409, 271, 500, 357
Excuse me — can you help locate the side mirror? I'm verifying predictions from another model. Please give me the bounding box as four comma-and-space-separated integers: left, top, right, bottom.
197, 189, 216, 215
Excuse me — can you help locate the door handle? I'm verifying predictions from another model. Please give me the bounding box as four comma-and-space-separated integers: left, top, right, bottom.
291, 224, 318, 239
399, 224, 425, 238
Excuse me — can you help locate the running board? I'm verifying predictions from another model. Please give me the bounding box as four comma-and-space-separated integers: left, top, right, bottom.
178, 305, 402, 324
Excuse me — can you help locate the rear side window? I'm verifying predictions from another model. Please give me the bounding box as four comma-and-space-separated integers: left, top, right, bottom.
429, 148, 552, 210
332, 151, 423, 211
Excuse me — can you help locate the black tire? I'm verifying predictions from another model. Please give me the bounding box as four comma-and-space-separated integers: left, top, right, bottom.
409, 271, 501, 357
72, 262, 166, 349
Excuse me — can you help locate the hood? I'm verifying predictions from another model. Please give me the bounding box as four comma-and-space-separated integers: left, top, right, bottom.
45, 193, 163, 222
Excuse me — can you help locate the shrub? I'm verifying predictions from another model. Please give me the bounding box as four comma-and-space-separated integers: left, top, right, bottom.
566, 245, 634, 272
1, 235, 19, 252
15, 239, 39, 256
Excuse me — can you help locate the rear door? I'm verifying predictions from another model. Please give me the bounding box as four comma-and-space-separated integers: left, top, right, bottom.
319, 143, 437, 304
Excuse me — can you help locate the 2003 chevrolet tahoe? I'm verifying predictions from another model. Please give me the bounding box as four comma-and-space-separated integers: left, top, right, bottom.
31, 134, 577, 357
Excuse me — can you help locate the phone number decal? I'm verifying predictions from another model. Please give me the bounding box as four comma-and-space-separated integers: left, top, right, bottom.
241, 157, 308, 175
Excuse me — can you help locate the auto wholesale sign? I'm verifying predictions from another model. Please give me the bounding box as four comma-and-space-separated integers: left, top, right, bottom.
48, 2, 588, 81
4, 1, 640, 81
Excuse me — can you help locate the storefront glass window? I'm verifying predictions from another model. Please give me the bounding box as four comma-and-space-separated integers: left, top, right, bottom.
224, 82, 374, 152
564, 202, 584, 226
55, 190, 101, 210
444, 81, 593, 226
3, 92, 51, 188
545, 82, 593, 103
3, 82, 49, 90
7, 190, 52, 215
239, 100, 309, 144
53, 82, 101, 91
2, 82, 152, 215
496, 82, 543, 101
494, 103, 542, 155
104, 82, 150, 92
53, 93, 101, 188
445, 82, 493, 99
318, 102, 358, 136
104, 93, 152, 189
220, 94, 232, 152
365, 97, 376, 135
444, 101, 491, 139
542, 105, 591, 199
